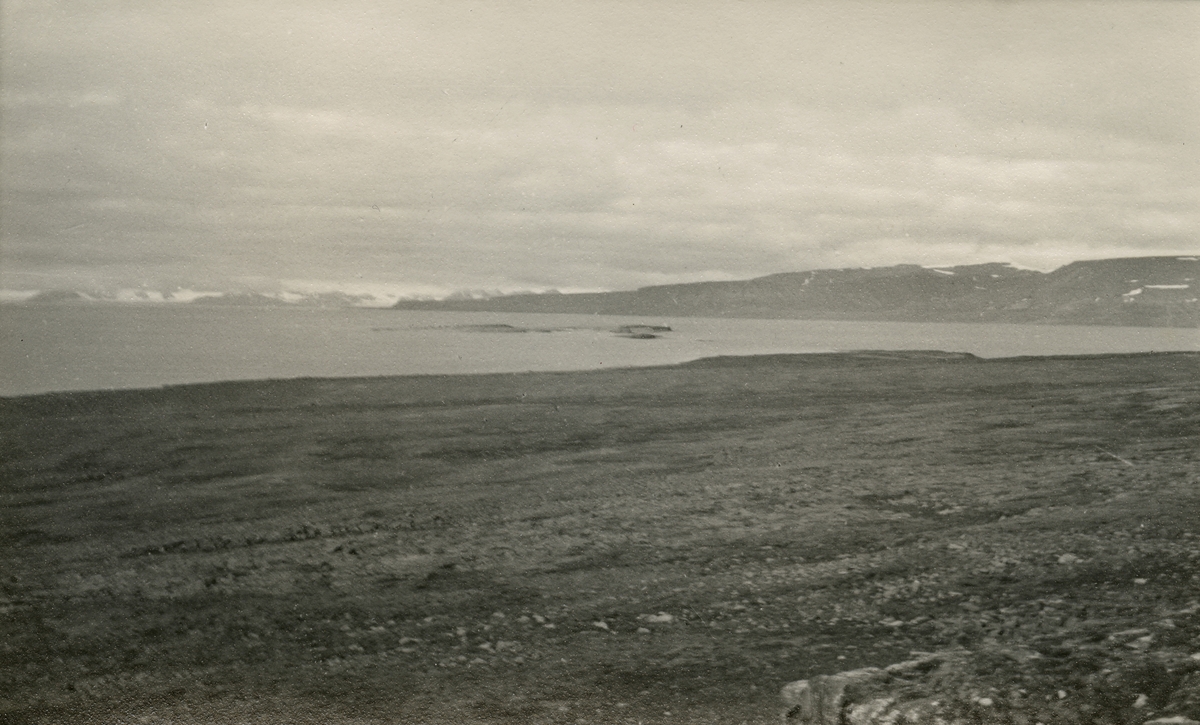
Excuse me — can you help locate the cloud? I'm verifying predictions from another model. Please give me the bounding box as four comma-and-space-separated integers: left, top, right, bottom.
2, 1, 1196, 295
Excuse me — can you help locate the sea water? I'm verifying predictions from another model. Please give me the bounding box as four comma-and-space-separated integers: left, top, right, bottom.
2, 305, 1197, 396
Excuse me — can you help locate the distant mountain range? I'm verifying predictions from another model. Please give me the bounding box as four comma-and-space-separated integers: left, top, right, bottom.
11, 289, 384, 308
392, 256, 1200, 328
9, 256, 1197, 327
188, 291, 378, 307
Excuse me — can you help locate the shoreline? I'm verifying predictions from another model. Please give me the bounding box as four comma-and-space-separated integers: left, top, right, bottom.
4, 307, 1198, 398
4, 348, 1198, 401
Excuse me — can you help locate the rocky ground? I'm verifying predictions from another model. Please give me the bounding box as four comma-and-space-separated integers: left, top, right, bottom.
782, 600, 1200, 724
1, 351, 1198, 724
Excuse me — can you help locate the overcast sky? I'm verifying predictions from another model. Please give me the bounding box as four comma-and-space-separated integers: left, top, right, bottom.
2, 1, 1197, 299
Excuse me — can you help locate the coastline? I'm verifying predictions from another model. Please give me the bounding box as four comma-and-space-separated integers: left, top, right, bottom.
4, 305, 1199, 398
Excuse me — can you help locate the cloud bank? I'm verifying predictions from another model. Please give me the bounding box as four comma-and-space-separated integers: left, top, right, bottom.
2, 1, 1196, 296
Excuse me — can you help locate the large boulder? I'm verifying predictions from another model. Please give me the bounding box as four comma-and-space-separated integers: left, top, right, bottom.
781, 666, 883, 724
782, 653, 951, 723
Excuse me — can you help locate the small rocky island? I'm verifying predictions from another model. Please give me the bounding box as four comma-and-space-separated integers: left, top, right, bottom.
614, 324, 673, 339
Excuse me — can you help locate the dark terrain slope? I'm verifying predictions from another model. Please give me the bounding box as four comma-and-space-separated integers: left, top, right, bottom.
1020, 257, 1200, 326
2, 351, 1199, 724
393, 256, 1200, 327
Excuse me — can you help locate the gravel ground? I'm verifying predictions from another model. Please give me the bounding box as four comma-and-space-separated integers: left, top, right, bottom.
2, 351, 1197, 724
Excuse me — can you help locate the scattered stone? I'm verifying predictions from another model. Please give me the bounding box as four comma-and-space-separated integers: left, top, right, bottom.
643, 612, 674, 623
592, 621, 609, 631
1129, 635, 1155, 650
1057, 553, 1083, 564
1110, 628, 1152, 642
779, 645, 1200, 724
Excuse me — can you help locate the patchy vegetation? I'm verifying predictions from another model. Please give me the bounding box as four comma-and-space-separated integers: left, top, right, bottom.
1, 351, 1198, 724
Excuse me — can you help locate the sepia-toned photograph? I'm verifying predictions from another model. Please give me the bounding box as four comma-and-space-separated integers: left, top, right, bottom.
2, 1, 1198, 723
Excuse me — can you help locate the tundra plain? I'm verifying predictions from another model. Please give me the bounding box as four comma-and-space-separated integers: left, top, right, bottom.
2, 351, 1199, 724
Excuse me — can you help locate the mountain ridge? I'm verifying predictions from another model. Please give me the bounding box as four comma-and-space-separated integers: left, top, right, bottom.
392, 256, 1200, 327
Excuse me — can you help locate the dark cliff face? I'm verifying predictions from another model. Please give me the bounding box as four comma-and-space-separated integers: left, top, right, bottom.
393, 256, 1200, 327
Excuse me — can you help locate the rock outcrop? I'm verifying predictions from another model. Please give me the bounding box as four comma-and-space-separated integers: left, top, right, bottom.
781, 639, 1200, 724
782, 652, 959, 724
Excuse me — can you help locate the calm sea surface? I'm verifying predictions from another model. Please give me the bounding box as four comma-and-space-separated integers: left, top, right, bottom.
2, 305, 1197, 396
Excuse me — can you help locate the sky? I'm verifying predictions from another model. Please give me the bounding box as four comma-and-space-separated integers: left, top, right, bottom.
2, 1, 1197, 302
